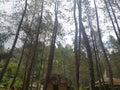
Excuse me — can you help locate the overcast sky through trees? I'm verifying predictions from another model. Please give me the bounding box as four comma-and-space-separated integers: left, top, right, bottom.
0, 0, 119, 48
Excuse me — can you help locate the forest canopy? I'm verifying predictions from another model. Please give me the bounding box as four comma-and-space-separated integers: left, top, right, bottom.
0, 0, 120, 90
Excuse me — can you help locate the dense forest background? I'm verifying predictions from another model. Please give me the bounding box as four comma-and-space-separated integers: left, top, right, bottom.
0, 0, 120, 90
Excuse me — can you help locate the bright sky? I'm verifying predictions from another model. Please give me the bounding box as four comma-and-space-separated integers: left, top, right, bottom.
0, 0, 25, 48
1, 0, 74, 48
0, 0, 119, 49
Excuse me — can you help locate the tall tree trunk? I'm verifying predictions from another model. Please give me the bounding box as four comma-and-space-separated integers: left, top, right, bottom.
30, 71, 34, 90
22, 41, 33, 90
84, 1, 102, 90
10, 34, 27, 89
43, 1, 58, 90
73, 0, 80, 90
10, 13, 35, 89
94, 0, 113, 89
0, 0, 27, 82
91, 31, 102, 90
108, 0, 120, 34
37, 36, 46, 90
77, 0, 95, 90
90, 24, 106, 90
89, 20, 106, 90
81, 22, 95, 90
24, 1, 44, 90
84, 0, 106, 90
104, 0, 120, 43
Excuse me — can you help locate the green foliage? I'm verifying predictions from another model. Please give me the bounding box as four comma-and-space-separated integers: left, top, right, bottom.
0, 44, 4, 52
0, 61, 24, 88
108, 35, 120, 52
53, 44, 75, 76
14, 78, 22, 88
79, 86, 87, 90
108, 36, 120, 78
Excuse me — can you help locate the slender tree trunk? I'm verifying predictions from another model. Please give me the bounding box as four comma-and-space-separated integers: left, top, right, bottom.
92, 32, 106, 90
84, 0, 107, 90
94, 0, 113, 90
24, 1, 44, 90
90, 24, 106, 90
30, 71, 34, 90
91, 29, 106, 90
73, 0, 80, 90
77, 0, 95, 90
0, 0, 27, 82
43, 1, 58, 90
91, 31, 102, 90
10, 16, 35, 89
81, 23, 95, 90
104, 0, 120, 43
84, 1, 102, 89
22, 42, 33, 90
37, 37, 46, 90
108, 0, 120, 34
10, 34, 27, 89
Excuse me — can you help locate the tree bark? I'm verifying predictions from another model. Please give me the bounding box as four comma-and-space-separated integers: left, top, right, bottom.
104, 0, 120, 43
108, 0, 120, 35
84, 0, 107, 90
77, 0, 95, 90
73, 0, 80, 90
94, 0, 113, 89
43, 1, 58, 90
10, 13, 35, 89
24, 1, 44, 90
0, 0, 27, 82
37, 36, 46, 90
22, 41, 33, 90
